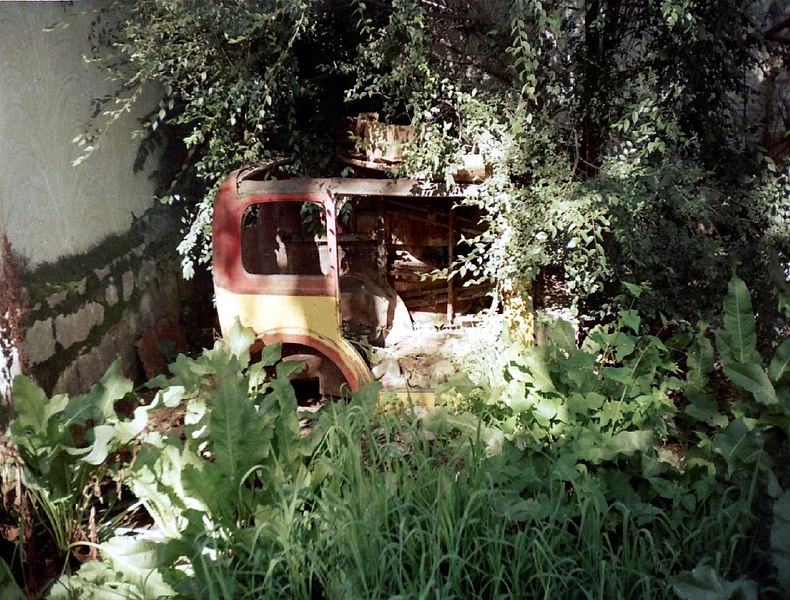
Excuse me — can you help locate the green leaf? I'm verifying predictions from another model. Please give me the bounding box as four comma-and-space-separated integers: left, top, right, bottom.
113, 404, 151, 442
0, 557, 24, 600
51, 537, 177, 599
572, 429, 605, 464
544, 318, 577, 352
521, 349, 558, 394
49, 563, 137, 600
497, 496, 551, 522
600, 430, 653, 460
771, 490, 790, 595
65, 359, 134, 425
158, 385, 186, 408
618, 309, 641, 333
260, 342, 283, 367
99, 537, 176, 596
622, 281, 644, 298
712, 417, 763, 476
128, 442, 204, 539
181, 463, 238, 524
227, 319, 255, 366
614, 336, 638, 362
647, 475, 681, 501
686, 327, 714, 392
534, 394, 563, 426
602, 366, 636, 386
671, 565, 757, 599
437, 372, 482, 399
279, 358, 307, 380
209, 374, 269, 487
715, 275, 760, 365
503, 379, 532, 414
599, 468, 639, 503
723, 362, 777, 406
768, 339, 790, 384
567, 391, 606, 416
684, 403, 728, 429
422, 408, 500, 453
152, 353, 203, 390
72, 424, 118, 465
563, 350, 598, 388
11, 376, 68, 435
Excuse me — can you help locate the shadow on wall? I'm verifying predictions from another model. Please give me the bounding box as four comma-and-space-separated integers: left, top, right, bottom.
0, 1, 161, 269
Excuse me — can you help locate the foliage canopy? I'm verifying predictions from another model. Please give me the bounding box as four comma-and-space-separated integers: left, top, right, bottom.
81, 0, 790, 325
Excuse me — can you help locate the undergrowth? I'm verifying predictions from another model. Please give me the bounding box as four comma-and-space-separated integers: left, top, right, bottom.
0, 275, 788, 599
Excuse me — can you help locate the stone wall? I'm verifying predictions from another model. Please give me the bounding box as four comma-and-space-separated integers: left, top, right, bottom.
23, 209, 185, 395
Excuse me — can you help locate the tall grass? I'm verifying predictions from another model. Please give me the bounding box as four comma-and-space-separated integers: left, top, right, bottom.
181, 400, 754, 600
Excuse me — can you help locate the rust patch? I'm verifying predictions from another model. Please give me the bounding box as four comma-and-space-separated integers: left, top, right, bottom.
136, 316, 189, 380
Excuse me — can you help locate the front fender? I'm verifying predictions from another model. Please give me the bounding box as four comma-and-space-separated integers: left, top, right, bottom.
253, 328, 373, 393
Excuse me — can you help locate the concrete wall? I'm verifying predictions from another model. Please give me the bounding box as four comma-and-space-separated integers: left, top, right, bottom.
0, 0, 159, 267
0, 2, 187, 397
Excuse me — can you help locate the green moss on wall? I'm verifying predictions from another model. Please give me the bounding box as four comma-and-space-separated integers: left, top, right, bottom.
23, 205, 183, 393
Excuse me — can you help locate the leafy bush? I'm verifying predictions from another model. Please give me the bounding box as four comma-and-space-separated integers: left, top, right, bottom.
3, 277, 789, 598
46, 322, 319, 598
6, 361, 146, 594
77, 1, 789, 336
80, 0, 361, 278
343, 0, 790, 328
436, 275, 790, 596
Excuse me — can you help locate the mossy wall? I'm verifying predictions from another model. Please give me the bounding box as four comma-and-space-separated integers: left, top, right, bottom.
23, 209, 184, 395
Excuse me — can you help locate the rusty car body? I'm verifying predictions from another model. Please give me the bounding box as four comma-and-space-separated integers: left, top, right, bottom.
212, 159, 490, 400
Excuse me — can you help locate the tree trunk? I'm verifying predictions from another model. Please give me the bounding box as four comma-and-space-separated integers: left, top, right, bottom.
579, 0, 623, 176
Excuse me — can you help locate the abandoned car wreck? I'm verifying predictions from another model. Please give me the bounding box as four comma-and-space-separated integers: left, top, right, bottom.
212, 162, 494, 400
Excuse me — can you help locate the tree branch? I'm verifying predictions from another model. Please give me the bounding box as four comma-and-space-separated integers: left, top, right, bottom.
764, 15, 790, 40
